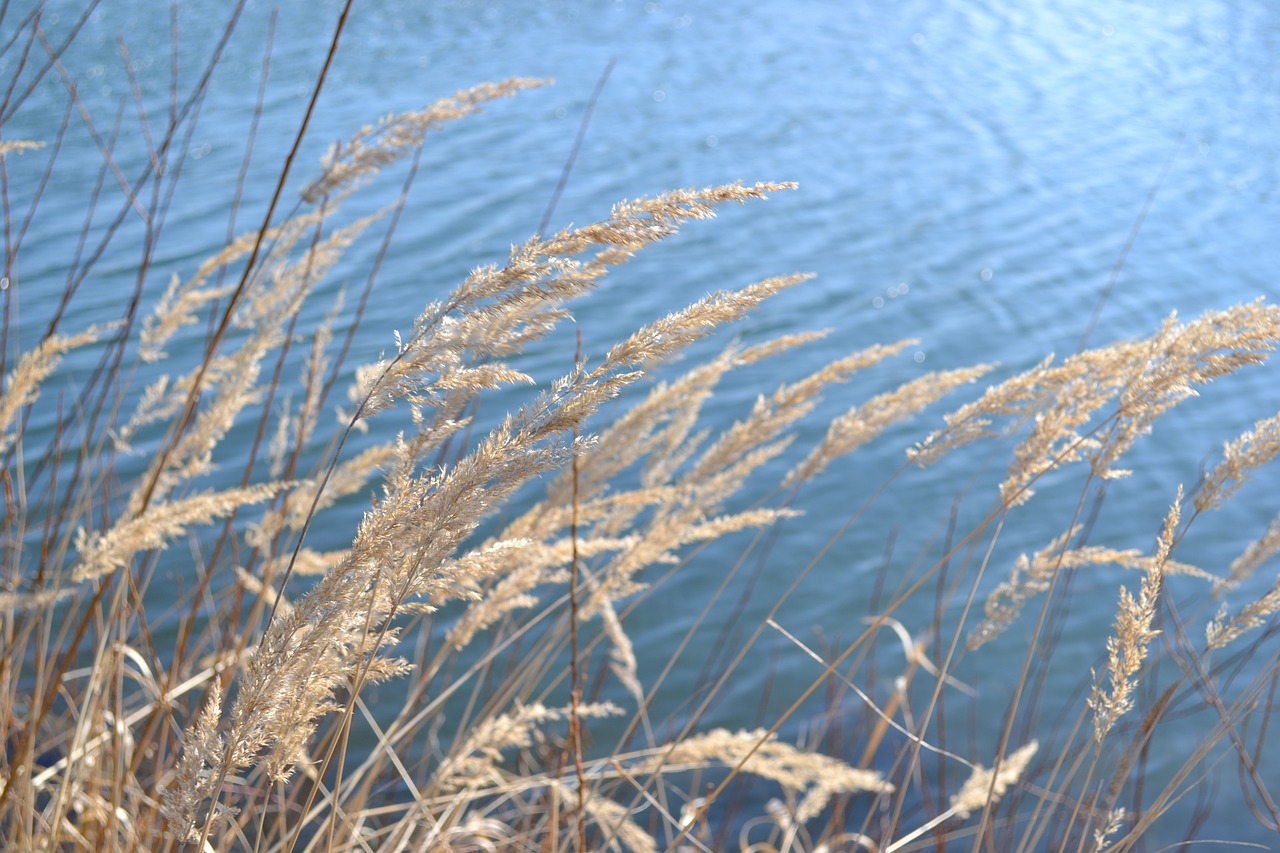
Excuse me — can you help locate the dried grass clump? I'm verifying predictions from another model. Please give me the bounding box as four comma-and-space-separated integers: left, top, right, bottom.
4, 7, 1280, 852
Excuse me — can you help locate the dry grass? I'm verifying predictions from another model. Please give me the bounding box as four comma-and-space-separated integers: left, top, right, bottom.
3, 6, 1280, 852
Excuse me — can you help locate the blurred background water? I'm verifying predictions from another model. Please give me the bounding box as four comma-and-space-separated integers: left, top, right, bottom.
5, 0, 1280, 845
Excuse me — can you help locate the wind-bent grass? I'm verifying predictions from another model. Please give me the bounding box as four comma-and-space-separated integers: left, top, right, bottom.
3, 5, 1280, 852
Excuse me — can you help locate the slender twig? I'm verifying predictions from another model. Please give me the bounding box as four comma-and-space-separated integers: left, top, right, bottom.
538, 59, 615, 238
569, 326, 588, 851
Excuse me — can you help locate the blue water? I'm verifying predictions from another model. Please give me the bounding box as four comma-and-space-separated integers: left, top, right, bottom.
6, 0, 1280, 846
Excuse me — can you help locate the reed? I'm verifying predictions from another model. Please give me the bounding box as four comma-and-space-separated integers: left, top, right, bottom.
2, 5, 1279, 852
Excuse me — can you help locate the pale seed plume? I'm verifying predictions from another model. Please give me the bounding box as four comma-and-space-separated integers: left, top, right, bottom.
1206, 577, 1280, 651
0, 139, 46, 156
910, 302, 1280, 509
1225, 512, 1280, 587
638, 728, 893, 822
436, 701, 622, 791
1194, 409, 1280, 512
948, 739, 1039, 820
302, 78, 552, 203
786, 362, 994, 487
74, 482, 290, 584
1088, 488, 1180, 742
970, 522, 1212, 650
0, 326, 106, 455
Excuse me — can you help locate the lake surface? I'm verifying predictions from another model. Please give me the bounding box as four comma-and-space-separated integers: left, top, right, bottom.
6, 0, 1280, 845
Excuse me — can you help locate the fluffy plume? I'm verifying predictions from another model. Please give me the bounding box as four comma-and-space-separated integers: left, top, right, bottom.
1088, 488, 1179, 741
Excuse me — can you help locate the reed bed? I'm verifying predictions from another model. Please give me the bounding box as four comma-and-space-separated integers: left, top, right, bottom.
2, 5, 1279, 851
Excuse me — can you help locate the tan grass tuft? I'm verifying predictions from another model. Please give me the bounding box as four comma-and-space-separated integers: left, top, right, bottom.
302, 78, 552, 203
1093, 807, 1127, 852
639, 728, 893, 823
0, 326, 106, 455
0, 139, 46, 156
947, 739, 1039, 821
600, 600, 644, 703
1088, 488, 1179, 741
1205, 577, 1280, 651
74, 482, 290, 583
970, 522, 1212, 650
786, 362, 994, 487
1225, 511, 1280, 588
1194, 409, 1280, 512
170, 259, 796, 827
437, 702, 622, 791
163, 684, 229, 842
557, 784, 659, 853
